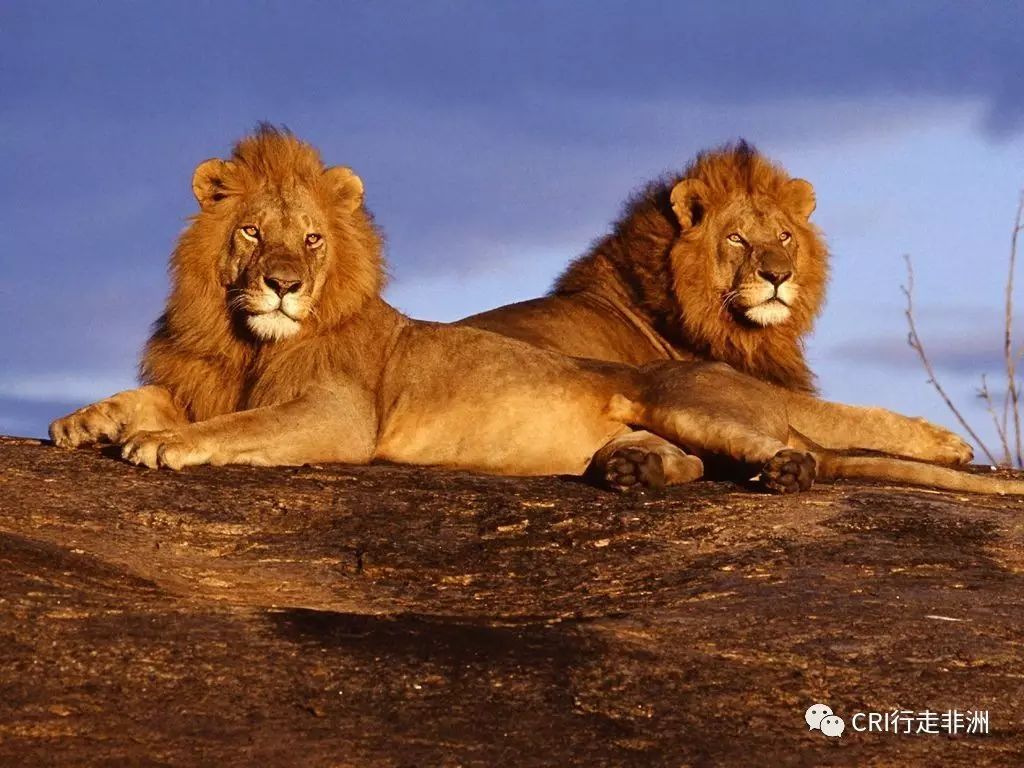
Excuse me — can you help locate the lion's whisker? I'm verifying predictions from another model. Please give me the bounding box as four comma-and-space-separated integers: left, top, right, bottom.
720, 290, 740, 309
227, 291, 254, 313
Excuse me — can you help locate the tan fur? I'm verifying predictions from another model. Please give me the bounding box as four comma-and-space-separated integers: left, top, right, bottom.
50, 128, 1004, 497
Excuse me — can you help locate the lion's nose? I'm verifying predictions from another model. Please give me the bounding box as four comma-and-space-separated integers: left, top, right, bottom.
263, 275, 303, 297
757, 269, 792, 287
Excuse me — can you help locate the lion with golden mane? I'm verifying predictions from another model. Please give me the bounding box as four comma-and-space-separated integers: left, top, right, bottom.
50, 127, 1024, 496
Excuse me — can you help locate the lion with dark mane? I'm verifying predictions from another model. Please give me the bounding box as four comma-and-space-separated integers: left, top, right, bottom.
50, 127, 1015, 497
460, 142, 933, 483
464, 141, 825, 390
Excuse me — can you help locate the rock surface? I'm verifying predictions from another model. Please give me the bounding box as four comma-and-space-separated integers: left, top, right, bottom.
1, 434, 1023, 766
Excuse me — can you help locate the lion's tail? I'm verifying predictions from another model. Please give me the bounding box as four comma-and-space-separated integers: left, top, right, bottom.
816, 454, 1024, 495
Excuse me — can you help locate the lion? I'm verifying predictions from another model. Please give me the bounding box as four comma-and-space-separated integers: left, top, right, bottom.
48, 127, 1019, 497
460, 142, 965, 487
48, 126, 702, 487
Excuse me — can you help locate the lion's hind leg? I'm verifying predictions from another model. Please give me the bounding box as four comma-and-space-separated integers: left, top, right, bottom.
608, 390, 817, 494
589, 430, 704, 492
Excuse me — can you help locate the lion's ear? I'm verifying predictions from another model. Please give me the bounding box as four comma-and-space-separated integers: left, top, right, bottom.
782, 178, 816, 219
324, 166, 365, 213
670, 179, 709, 229
192, 159, 236, 210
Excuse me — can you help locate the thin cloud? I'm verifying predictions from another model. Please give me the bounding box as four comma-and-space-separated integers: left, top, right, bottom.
827, 334, 1024, 375
2, 1, 1023, 437
4, 3, 1022, 131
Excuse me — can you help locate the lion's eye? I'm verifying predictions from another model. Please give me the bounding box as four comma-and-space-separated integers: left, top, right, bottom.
241, 225, 260, 240
727, 233, 744, 244
305, 233, 323, 248
779, 231, 792, 242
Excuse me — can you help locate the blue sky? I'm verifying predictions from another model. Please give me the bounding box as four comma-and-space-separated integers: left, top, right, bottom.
2, 1, 1024, 462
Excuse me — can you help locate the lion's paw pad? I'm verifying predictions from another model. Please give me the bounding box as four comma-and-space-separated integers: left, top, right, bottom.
605, 447, 666, 493
762, 449, 816, 494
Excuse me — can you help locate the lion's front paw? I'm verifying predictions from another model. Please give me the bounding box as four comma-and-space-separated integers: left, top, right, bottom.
761, 449, 816, 494
603, 446, 666, 493
121, 430, 211, 470
50, 399, 131, 448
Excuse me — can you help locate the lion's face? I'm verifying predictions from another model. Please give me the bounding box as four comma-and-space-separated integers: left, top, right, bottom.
709, 196, 804, 327
190, 156, 366, 343
227, 186, 330, 341
671, 176, 821, 329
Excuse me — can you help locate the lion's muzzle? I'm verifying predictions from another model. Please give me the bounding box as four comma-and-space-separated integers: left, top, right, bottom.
237, 257, 313, 341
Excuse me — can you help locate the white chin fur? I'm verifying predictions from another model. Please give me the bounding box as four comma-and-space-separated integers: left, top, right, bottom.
246, 312, 301, 341
745, 301, 792, 327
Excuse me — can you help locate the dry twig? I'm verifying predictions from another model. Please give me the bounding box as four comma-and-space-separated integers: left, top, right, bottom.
1004, 193, 1024, 466
902, 255, 998, 465
978, 374, 1011, 465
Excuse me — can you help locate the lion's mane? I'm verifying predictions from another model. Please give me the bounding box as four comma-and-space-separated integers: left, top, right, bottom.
140, 126, 386, 421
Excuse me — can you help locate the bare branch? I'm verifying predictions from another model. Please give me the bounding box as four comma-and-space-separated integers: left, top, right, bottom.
1005, 192, 1024, 467
902, 254, 998, 465
1002, 369, 1011, 445
979, 374, 1011, 465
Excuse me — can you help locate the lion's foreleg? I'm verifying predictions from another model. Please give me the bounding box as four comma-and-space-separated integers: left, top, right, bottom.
50, 385, 188, 448
782, 393, 973, 465
121, 387, 378, 470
